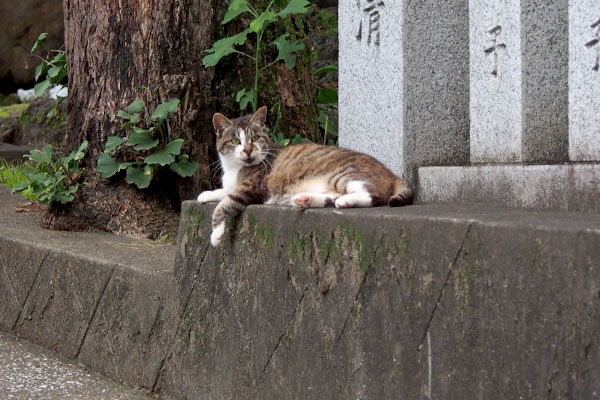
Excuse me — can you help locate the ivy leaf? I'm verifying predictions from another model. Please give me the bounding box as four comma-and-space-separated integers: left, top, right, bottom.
97, 154, 121, 178
26, 145, 52, 163
151, 99, 180, 121
31, 33, 48, 53
273, 34, 305, 69
104, 136, 127, 153
162, 138, 184, 155
277, 0, 310, 18
250, 11, 277, 33
128, 100, 145, 114
170, 155, 198, 177
203, 27, 253, 68
128, 130, 159, 151
223, 0, 251, 24
34, 80, 52, 97
126, 166, 154, 189
236, 88, 256, 111
144, 139, 184, 166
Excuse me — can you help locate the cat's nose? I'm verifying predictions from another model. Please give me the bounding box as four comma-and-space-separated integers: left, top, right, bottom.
243, 148, 252, 156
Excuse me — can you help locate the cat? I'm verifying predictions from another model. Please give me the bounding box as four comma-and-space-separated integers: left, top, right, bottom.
197, 106, 413, 246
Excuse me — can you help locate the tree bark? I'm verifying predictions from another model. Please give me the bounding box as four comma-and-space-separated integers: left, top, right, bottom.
55, 0, 320, 238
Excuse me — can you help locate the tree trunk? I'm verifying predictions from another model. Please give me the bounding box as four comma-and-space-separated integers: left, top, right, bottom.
53, 0, 320, 239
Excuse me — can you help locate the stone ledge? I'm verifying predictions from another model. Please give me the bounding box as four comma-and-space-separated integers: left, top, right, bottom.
160, 200, 600, 399
1, 185, 600, 399
417, 163, 600, 213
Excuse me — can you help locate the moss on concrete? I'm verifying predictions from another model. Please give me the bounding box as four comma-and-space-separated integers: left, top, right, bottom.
0, 104, 29, 119
184, 207, 206, 241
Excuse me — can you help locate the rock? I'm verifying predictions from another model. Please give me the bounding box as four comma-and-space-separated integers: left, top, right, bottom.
0, 0, 64, 93
0, 97, 66, 147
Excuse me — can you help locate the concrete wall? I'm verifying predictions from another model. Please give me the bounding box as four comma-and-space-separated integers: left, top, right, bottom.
3, 194, 599, 399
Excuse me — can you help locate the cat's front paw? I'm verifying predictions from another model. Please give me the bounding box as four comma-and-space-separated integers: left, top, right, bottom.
292, 193, 313, 208
197, 189, 227, 204
210, 222, 226, 247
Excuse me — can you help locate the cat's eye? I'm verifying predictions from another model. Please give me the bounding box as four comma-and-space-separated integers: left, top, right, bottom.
230, 138, 241, 145
251, 135, 260, 142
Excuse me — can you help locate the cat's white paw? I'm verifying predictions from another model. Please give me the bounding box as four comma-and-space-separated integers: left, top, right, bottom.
335, 192, 373, 208
197, 189, 227, 204
210, 222, 226, 247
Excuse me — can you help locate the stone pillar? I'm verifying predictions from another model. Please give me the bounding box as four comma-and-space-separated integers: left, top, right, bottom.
469, 0, 569, 163
338, 0, 470, 184
569, 2, 600, 161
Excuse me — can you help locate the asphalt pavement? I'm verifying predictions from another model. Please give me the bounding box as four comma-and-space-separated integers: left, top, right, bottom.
0, 332, 152, 400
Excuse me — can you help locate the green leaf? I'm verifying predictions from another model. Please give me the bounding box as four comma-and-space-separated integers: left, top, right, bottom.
317, 88, 338, 104
26, 145, 52, 163
31, 33, 48, 53
151, 99, 180, 121
202, 27, 253, 68
117, 110, 132, 120
170, 155, 198, 177
104, 136, 127, 153
162, 139, 184, 155
144, 139, 184, 166
49, 52, 66, 65
236, 88, 256, 111
277, 0, 310, 18
47, 66, 62, 78
273, 34, 305, 69
63, 140, 88, 166
291, 134, 312, 145
127, 100, 145, 114
128, 130, 159, 151
34, 64, 45, 81
314, 65, 338, 76
223, 0, 252, 24
34, 80, 52, 97
97, 154, 121, 178
250, 11, 277, 33
54, 191, 75, 204
126, 166, 154, 189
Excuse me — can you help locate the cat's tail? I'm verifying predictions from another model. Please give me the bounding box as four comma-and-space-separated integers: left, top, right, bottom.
388, 178, 413, 207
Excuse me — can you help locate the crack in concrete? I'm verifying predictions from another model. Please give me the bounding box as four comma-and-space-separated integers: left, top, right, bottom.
12, 250, 50, 331
418, 223, 472, 352
75, 264, 115, 360
151, 240, 211, 393
333, 233, 384, 350
259, 285, 309, 381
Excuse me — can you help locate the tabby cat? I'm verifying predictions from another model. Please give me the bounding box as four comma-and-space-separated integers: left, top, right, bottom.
197, 106, 413, 246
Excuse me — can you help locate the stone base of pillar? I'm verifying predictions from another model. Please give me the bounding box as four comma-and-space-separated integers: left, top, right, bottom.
417, 164, 600, 214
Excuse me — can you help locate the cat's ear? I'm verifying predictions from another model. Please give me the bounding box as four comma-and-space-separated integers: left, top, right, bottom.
250, 106, 268, 126
213, 113, 233, 136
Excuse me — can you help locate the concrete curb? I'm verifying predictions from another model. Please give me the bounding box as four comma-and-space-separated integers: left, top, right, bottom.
1, 186, 599, 399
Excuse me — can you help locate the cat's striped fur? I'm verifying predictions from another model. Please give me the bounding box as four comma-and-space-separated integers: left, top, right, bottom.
197, 106, 413, 246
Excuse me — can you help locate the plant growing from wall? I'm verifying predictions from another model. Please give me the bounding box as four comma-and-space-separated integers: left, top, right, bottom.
30, 33, 68, 118
1, 142, 88, 204
97, 95, 198, 189
203, 0, 310, 113
314, 64, 338, 145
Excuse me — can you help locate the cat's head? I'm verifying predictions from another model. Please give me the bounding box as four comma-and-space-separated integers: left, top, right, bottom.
212, 106, 272, 167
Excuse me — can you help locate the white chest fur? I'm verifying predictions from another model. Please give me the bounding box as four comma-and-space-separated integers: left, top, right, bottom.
220, 153, 242, 193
